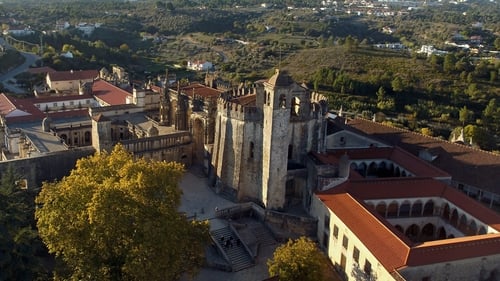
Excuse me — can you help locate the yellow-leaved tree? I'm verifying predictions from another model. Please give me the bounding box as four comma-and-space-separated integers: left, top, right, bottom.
267, 237, 327, 281
35, 144, 209, 280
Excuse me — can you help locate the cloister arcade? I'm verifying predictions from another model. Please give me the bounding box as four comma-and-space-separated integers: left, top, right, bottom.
365, 198, 493, 243
350, 160, 413, 178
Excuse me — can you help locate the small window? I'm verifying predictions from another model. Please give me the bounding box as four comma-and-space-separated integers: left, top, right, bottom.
86, 100, 90, 104
70, 101, 74, 106
324, 214, 330, 230
53, 102, 58, 107
323, 232, 328, 249
364, 260, 372, 276
353, 246, 360, 263
333, 225, 339, 239
342, 235, 348, 249
249, 142, 254, 159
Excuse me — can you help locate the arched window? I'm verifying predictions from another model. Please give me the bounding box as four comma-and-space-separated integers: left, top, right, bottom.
437, 227, 447, 239
375, 202, 387, 217
279, 94, 286, 108
367, 162, 377, 177
423, 200, 434, 216
291, 97, 300, 116
441, 203, 450, 220
468, 220, 478, 236
478, 226, 487, 235
405, 224, 420, 241
458, 214, 468, 233
84, 131, 91, 144
421, 223, 435, 241
399, 201, 411, 217
450, 209, 459, 227
387, 201, 398, 218
411, 201, 423, 217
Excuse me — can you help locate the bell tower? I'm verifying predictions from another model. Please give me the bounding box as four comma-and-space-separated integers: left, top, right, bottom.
261, 69, 293, 209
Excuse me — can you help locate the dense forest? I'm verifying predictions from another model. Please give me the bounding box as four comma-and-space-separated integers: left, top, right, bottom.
1, 0, 499, 150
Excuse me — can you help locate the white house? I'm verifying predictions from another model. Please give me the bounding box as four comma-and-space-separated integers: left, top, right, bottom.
187, 61, 213, 71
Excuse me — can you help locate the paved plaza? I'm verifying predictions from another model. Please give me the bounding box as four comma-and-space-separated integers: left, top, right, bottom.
179, 168, 277, 281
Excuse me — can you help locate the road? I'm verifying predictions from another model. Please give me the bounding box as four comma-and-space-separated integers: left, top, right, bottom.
0, 37, 41, 94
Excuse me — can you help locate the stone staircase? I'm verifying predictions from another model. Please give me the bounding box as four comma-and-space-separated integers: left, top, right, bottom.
211, 227, 254, 272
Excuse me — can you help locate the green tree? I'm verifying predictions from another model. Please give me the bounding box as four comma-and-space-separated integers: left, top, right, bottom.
35, 144, 209, 281
482, 98, 500, 134
0, 166, 48, 280
459, 105, 473, 126
391, 76, 404, 92
443, 53, 457, 73
267, 237, 326, 281
119, 43, 130, 53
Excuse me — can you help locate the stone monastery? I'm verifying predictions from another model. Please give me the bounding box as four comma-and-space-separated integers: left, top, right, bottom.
1, 67, 500, 281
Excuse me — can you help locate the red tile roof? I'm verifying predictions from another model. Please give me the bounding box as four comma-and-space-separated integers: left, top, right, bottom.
312, 146, 449, 178
47, 70, 98, 82
0, 93, 91, 124
179, 83, 223, 99
231, 94, 256, 106
316, 177, 500, 272
92, 79, 132, 106
339, 118, 500, 194
317, 192, 411, 272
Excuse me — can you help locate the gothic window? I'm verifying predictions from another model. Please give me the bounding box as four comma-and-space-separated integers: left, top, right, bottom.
288, 144, 293, 159
267, 92, 271, 105
291, 97, 300, 116
279, 94, 286, 108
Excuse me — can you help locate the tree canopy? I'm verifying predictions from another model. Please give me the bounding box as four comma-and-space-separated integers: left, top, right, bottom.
35, 144, 209, 281
267, 236, 327, 281
0, 166, 49, 280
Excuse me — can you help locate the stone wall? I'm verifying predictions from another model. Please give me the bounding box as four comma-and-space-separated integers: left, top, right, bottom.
0, 147, 95, 188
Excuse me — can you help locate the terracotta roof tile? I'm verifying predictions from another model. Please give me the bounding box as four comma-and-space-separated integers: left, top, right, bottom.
316, 177, 500, 271
180, 83, 223, 99
341, 118, 500, 194
92, 79, 132, 106
231, 94, 256, 106
47, 70, 98, 82
312, 146, 449, 178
